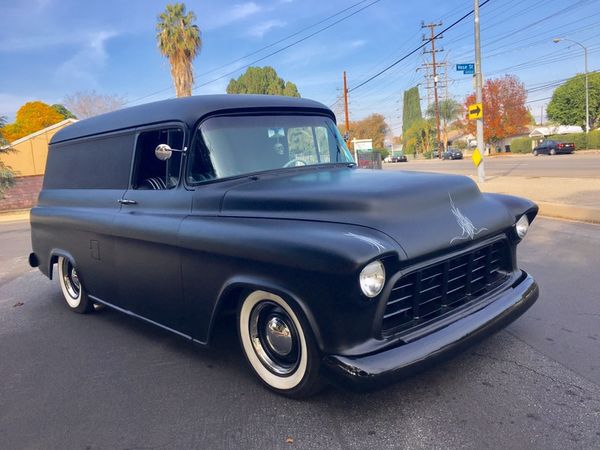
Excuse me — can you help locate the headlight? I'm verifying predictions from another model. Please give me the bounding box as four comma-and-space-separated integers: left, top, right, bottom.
359, 260, 386, 298
515, 215, 529, 239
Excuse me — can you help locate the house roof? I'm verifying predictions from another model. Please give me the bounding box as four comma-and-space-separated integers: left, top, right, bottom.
529, 125, 583, 138
4, 119, 78, 148
51, 95, 333, 144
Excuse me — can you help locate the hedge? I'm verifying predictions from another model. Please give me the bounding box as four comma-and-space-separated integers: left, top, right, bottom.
510, 137, 532, 153
509, 130, 600, 153
546, 130, 600, 150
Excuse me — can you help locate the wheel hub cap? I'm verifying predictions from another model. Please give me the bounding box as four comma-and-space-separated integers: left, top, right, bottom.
265, 316, 293, 356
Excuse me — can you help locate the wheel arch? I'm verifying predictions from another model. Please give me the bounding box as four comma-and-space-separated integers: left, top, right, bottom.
47, 249, 77, 281
206, 275, 324, 351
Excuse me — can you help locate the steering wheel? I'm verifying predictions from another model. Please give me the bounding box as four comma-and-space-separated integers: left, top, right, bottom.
283, 158, 309, 168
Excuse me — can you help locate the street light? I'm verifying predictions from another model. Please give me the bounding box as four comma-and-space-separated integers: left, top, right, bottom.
553, 37, 589, 133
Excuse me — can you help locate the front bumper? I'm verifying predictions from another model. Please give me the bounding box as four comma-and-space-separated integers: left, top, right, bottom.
322, 272, 539, 390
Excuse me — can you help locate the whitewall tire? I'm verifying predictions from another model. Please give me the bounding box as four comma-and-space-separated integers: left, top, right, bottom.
57, 256, 94, 314
238, 290, 322, 397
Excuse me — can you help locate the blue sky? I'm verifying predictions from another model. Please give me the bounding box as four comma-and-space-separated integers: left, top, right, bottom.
1, 0, 599, 136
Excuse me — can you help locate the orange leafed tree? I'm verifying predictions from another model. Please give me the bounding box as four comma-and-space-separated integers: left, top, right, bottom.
464, 75, 529, 143
2, 101, 64, 142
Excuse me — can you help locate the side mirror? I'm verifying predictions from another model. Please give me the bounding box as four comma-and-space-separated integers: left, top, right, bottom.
155, 144, 187, 161
155, 144, 173, 161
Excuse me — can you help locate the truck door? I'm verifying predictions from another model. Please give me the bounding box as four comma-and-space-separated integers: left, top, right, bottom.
113, 125, 193, 336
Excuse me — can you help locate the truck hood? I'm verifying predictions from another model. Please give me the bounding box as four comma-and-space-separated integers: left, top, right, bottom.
220, 167, 515, 258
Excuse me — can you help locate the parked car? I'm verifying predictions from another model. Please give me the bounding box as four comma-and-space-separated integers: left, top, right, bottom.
30, 95, 539, 398
390, 154, 408, 163
532, 140, 575, 156
442, 149, 463, 160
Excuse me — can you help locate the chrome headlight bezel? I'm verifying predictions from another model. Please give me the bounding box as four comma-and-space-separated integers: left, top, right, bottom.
359, 260, 386, 298
515, 214, 530, 239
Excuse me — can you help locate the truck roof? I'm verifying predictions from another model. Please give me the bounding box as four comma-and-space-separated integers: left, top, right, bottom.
51, 94, 334, 144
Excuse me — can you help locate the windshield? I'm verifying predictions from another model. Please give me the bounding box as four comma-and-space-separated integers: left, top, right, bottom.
187, 115, 354, 183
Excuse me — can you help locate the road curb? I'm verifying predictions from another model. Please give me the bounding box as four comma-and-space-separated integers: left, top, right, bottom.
537, 202, 600, 224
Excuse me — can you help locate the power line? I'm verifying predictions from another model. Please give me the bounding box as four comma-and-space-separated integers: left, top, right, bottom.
124, 0, 378, 105
349, 0, 492, 93
191, 0, 382, 92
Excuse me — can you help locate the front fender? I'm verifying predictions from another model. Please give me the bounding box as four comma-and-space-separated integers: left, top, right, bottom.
205, 276, 325, 351
179, 216, 403, 348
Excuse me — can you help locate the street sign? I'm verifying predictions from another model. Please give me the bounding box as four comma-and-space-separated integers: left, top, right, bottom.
468, 103, 483, 120
472, 148, 482, 167
456, 63, 475, 75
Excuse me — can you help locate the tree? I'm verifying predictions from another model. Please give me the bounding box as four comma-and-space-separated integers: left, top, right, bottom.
341, 113, 389, 149
156, 3, 202, 97
51, 104, 77, 120
403, 118, 435, 155
64, 91, 125, 119
427, 98, 462, 123
227, 66, 301, 97
427, 98, 463, 149
0, 116, 15, 196
1, 101, 64, 142
547, 72, 600, 129
402, 86, 422, 135
464, 75, 529, 144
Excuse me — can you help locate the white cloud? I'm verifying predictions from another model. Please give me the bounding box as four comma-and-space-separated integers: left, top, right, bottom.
248, 20, 286, 38
350, 39, 367, 48
204, 2, 262, 30
55, 30, 118, 86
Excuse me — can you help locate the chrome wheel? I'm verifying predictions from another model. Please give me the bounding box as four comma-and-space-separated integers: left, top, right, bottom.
239, 290, 313, 392
249, 302, 300, 376
57, 256, 93, 313
58, 257, 81, 308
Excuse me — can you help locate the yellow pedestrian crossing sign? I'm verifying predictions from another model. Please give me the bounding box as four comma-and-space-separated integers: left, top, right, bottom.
472, 148, 482, 167
468, 103, 483, 120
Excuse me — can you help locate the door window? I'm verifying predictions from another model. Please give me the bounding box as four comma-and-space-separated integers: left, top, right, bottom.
133, 128, 184, 189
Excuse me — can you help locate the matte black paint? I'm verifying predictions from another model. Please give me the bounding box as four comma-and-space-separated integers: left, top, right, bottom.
31, 94, 539, 389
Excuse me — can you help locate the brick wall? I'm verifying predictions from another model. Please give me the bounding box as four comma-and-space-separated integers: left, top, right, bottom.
0, 176, 44, 211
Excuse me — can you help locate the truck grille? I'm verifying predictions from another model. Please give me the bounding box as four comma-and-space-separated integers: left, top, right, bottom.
382, 240, 512, 333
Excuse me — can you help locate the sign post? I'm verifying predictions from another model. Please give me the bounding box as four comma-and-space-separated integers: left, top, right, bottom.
474, 0, 485, 183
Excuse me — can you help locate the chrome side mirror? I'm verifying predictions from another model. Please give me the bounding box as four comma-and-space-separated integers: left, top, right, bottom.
155, 144, 186, 161
155, 144, 173, 161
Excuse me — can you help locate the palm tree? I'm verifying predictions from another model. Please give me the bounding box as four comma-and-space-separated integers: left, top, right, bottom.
156, 3, 201, 97
427, 99, 463, 149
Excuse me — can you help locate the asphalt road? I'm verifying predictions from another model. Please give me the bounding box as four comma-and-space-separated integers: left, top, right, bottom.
385, 153, 600, 178
1, 219, 599, 449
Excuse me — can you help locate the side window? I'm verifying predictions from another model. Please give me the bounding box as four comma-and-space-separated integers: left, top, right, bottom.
133, 128, 183, 190
44, 133, 135, 190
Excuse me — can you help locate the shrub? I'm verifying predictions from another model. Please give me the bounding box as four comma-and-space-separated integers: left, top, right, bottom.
510, 137, 532, 153
544, 131, 600, 150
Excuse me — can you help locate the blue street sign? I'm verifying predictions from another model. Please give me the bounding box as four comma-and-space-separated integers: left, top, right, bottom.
456, 63, 475, 72
463, 68, 475, 75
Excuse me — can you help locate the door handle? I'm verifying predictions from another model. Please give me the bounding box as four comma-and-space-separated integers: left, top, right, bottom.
118, 199, 137, 205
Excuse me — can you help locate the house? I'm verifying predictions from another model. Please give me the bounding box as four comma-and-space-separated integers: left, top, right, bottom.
0, 119, 77, 211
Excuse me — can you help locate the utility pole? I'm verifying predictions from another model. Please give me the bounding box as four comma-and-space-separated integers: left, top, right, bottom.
343, 71, 350, 142
422, 22, 443, 157
540, 104, 544, 126
474, 1, 485, 182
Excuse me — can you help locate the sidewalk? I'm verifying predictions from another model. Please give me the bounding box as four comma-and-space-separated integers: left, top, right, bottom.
1, 177, 599, 224
0, 209, 29, 223
475, 176, 600, 223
